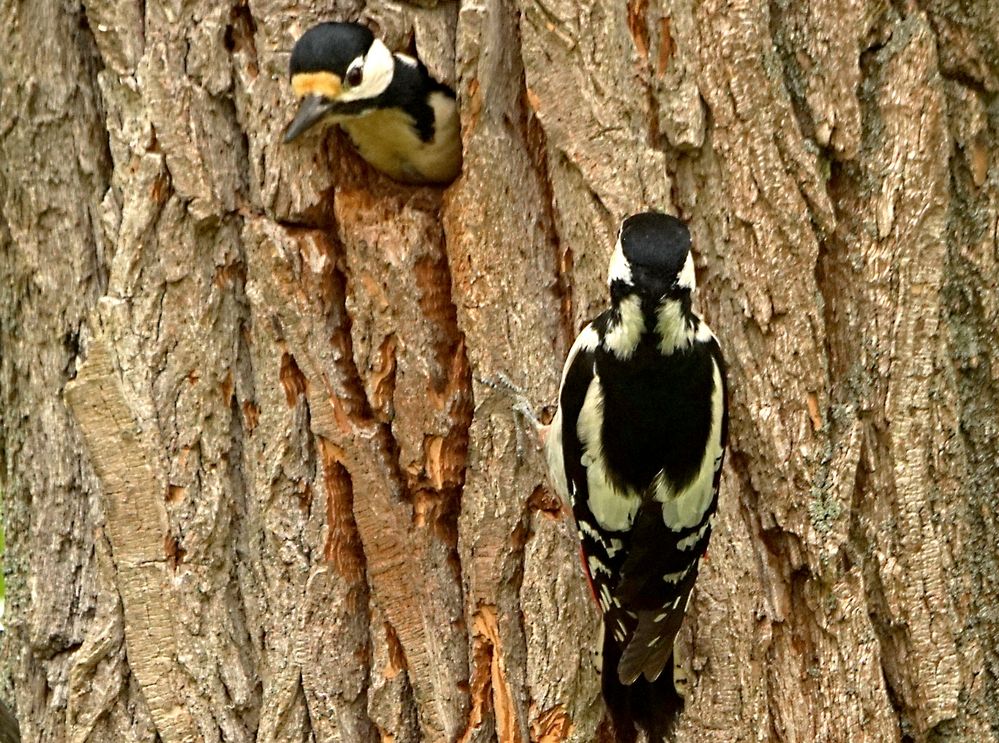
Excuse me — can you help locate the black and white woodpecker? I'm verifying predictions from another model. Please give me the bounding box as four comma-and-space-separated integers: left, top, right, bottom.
283, 22, 461, 185
544, 212, 728, 742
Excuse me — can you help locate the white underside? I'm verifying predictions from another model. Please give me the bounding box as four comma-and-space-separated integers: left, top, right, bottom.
340, 91, 461, 184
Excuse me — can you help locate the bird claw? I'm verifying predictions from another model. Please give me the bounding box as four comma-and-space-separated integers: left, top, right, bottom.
512, 398, 542, 434
481, 371, 525, 397
478, 373, 544, 457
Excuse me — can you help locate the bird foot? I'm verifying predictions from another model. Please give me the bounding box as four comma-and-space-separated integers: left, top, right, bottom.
479, 373, 545, 457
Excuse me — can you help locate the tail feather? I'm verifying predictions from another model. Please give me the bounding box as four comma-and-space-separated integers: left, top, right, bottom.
602, 629, 684, 742
617, 608, 686, 685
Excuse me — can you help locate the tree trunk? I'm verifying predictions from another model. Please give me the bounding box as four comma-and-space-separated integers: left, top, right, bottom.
1, 0, 997, 741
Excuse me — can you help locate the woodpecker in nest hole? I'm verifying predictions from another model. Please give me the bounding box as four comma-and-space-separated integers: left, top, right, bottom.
284, 22, 461, 185
544, 212, 728, 742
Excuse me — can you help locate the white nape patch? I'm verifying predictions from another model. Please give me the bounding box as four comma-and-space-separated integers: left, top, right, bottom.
607, 237, 632, 286
394, 52, 419, 67
656, 359, 726, 529
676, 251, 696, 291
605, 295, 645, 360
577, 377, 642, 531
339, 38, 394, 102
656, 299, 695, 354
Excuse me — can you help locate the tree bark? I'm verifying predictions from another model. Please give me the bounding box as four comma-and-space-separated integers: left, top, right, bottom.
1, 1, 997, 742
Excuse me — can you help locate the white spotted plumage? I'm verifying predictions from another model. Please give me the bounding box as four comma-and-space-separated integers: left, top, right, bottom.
543, 211, 728, 741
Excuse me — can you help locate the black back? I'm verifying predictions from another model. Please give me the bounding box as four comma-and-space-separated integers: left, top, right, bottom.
595, 325, 716, 495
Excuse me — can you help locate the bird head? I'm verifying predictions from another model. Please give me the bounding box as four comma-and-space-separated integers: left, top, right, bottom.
608, 211, 695, 308
284, 22, 396, 142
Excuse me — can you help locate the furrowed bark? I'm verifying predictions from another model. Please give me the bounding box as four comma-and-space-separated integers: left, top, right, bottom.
0, 1, 997, 742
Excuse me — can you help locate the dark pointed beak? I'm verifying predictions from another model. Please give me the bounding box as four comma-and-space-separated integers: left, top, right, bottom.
283, 95, 331, 143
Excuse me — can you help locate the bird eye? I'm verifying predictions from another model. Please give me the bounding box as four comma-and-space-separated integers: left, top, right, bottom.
346, 65, 363, 88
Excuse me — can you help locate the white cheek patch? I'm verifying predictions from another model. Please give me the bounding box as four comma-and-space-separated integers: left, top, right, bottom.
339, 38, 394, 102
607, 238, 632, 286
676, 251, 696, 291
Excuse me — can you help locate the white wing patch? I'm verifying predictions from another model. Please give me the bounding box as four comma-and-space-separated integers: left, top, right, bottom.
579, 521, 623, 557
676, 517, 713, 550
662, 562, 695, 584
544, 323, 599, 505
599, 583, 612, 612
655, 299, 696, 354
604, 295, 645, 360
543, 406, 570, 504
588, 555, 612, 577
656, 357, 725, 530
577, 377, 641, 531
695, 320, 716, 343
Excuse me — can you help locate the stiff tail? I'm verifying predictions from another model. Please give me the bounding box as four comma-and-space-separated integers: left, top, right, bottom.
601, 629, 684, 742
